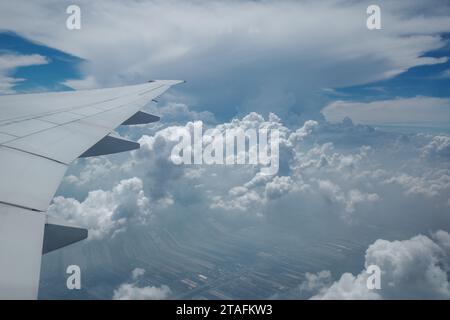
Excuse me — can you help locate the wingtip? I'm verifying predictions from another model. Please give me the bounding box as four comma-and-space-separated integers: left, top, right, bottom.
148, 80, 186, 85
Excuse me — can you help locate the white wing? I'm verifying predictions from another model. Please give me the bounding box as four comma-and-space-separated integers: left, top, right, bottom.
0, 80, 183, 299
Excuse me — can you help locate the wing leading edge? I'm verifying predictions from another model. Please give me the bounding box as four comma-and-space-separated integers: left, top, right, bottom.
0, 80, 184, 299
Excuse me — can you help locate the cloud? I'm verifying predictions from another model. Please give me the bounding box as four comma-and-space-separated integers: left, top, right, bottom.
113, 268, 171, 300
322, 96, 450, 127
48, 177, 152, 239
309, 272, 381, 300
58, 109, 450, 231
1, 0, 449, 116
6, 1, 448, 300
62, 75, 98, 90
317, 180, 380, 217
147, 102, 216, 125
43, 105, 450, 298
0, 53, 48, 70
384, 171, 450, 198
298, 270, 333, 298
0, 52, 48, 93
421, 135, 450, 160
438, 69, 450, 79
131, 268, 146, 280
302, 230, 450, 299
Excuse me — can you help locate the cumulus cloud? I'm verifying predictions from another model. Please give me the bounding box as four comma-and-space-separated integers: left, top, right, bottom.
113, 268, 171, 300
0, 52, 48, 94
48, 177, 152, 239
421, 135, 450, 160
302, 231, 450, 300
309, 272, 381, 300
58, 110, 450, 231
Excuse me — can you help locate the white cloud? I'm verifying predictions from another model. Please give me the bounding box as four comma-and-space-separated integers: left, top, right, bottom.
131, 268, 146, 280
0, 53, 48, 70
322, 96, 450, 127
310, 272, 381, 300
265, 176, 297, 200
48, 177, 152, 239
59, 110, 450, 229
421, 135, 450, 160
113, 268, 171, 300
62, 75, 98, 90
113, 283, 171, 300
0, 53, 48, 94
298, 270, 333, 298
304, 230, 450, 299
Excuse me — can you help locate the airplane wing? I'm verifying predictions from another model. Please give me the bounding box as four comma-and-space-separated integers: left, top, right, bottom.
0, 80, 184, 299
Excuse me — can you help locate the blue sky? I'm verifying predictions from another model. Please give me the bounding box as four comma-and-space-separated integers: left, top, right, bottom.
329, 33, 450, 101
0, 31, 83, 92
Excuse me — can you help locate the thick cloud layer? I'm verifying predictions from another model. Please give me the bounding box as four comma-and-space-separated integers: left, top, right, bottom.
52, 108, 450, 242
1, 0, 449, 118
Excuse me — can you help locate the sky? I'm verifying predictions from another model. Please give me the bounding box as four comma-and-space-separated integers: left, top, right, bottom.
0, 0, 450, 300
